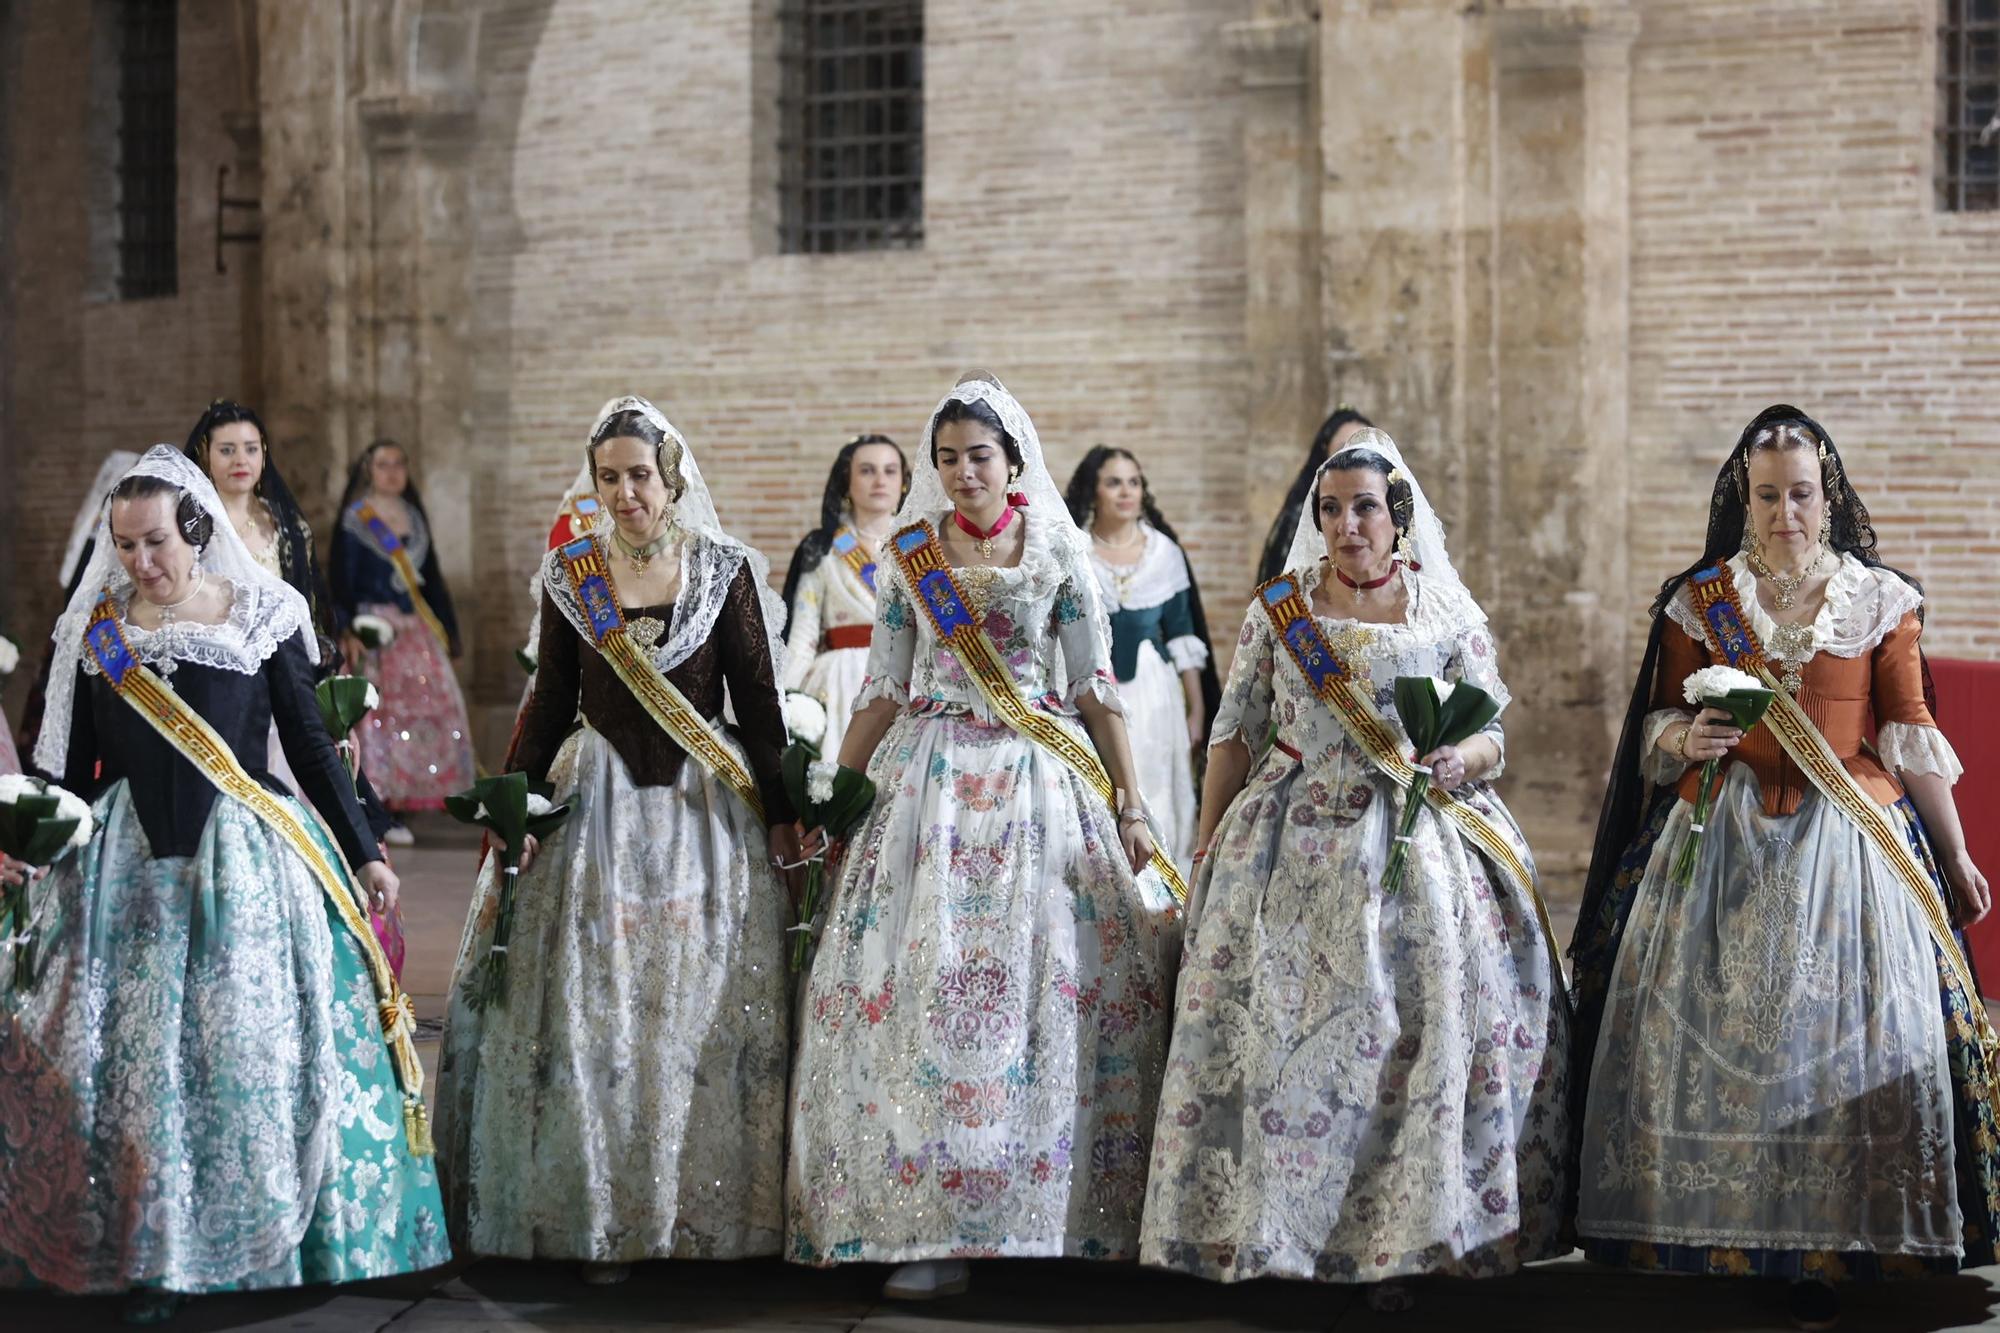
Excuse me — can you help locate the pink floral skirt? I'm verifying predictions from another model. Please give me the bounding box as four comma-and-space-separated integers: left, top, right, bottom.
353, 605, 477, 812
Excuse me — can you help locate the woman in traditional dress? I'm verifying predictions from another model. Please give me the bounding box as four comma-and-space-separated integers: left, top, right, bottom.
184, 403, 396, 830
1140, 429, 1570, 1310
787, 373, 1184, 1300
1255, 406, 1372, 587
328, 439, 478, 835
435, 397, 799, 1282
1569, 405, 1997, 1330
780, 434, 908, 758
1065, 446, 1219, 867
0, 448, 446, 1322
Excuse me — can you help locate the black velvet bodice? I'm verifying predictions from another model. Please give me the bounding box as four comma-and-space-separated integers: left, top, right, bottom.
57, 635, 379, 868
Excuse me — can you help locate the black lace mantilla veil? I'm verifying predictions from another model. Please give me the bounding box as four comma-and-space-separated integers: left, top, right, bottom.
1566, 404, 1934, 1111
779, 434, 909, 638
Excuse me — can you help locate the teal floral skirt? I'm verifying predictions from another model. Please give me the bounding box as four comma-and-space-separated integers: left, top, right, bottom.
0, 781, 449, 1294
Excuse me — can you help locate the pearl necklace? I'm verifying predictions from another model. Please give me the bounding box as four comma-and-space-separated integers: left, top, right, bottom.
141, 570, 208, 677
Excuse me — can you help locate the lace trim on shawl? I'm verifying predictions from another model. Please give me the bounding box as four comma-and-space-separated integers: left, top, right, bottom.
1089, 524, 1191, 612
79, 580, 302, 679
539, 532, 748, 679
1665, 552, 1922, 661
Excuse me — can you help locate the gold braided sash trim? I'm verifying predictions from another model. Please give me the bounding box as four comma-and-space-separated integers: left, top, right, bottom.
554, 534, 765, 821
1253, 574, 1565, 973
352, 502, 452, 651
888, 522, 1187, 904
1685, 561, 2000, 1109
82, 597, 432, 1154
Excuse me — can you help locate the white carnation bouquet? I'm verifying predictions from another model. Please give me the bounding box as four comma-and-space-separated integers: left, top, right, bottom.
1670, 664, 1775, 887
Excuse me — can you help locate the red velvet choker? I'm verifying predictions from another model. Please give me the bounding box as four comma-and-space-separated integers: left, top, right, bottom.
1334, 559, 1401, 593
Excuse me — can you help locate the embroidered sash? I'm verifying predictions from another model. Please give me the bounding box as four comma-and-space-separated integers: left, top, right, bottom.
1254, 574, 1565, 970
1684, 561, 2000, 1104
554, 535, 765, 820
351, 502, 451, 650
831, 526, 879, 595
888, 522, 1187, 904
83, 595, 433, 1155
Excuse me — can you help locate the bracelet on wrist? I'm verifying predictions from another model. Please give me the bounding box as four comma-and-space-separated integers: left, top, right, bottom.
1674, 722, 1694, 760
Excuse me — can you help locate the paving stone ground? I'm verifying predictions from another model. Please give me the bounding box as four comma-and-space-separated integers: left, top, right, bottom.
12, 814, 2000, 1332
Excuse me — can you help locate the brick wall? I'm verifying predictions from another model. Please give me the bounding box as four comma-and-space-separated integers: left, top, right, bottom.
1, 0, 250, 716
462, 0, 1252, 710
1627, 0, 2000, 657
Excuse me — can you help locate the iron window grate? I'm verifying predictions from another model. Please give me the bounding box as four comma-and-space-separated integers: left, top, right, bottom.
779, 0, 924, 254
1939, 0, 2000, 211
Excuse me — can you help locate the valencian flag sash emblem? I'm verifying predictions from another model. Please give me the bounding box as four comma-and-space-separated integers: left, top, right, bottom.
1254, 572, 1566, 976
554, 534, 764, 820
1684, 559, 2000, 1109
831, 525, 879, 593
350, 501, 452, 650
82, 593, 434, 1154
888, 521, 1187, 904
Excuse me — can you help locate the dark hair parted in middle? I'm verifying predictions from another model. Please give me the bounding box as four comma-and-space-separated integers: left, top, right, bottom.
780, 434, 911, 634
928, 396, 1024, 471
1314, 445, 1416, 540
1063, 445, 1177, 540
589, 409, 687, 503
108, 474, 214, 550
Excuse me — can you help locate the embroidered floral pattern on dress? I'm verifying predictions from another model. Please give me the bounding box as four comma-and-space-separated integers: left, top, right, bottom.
1138, 565, 1567, 1284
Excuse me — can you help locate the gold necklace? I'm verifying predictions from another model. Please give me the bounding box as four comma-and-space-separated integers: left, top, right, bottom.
612, 525, 674, 573
1748, 545, 1824, 612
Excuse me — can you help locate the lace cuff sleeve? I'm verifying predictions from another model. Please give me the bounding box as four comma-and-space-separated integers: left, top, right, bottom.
1166, 634, 1210, 672
1878, 722, 1963, 784
853, 576, 916, 712
1642, 708, 1695, 786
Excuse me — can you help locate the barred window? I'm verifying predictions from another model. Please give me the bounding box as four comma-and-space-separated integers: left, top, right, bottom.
114, 0, 178, 298
1939, 0, 2000, 211
779, 0, 924, 254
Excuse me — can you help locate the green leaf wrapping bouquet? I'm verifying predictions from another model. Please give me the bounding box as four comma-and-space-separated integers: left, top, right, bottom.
1382, 675, 1502, 896
0, 775, 93, 990
447, 773, 575, 1009
1669, 665, 1775, 888
781, 735, 874, 974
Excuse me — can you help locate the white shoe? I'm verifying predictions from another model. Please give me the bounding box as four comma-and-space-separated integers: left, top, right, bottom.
882, 1259, 969, 1300
383, 823, 416, 847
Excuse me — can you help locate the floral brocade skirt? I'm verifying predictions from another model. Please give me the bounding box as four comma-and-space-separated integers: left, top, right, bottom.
787, 707, 1183, 1265
1572, 766, 2000, 1279
353, 605, 476, 812
434, 727, 791, 1262
0, 782, 448, 1294
1139, 746, 1570, 1283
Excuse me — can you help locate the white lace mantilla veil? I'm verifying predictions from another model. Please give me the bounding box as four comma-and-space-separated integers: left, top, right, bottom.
1279, 426, 1487, 628
892, 371, 1117, 675
35, 445, 320, 776
545, 395, 786, 680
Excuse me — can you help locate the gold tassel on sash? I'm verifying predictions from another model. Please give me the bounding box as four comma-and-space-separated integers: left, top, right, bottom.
82, 596, 433, 1154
